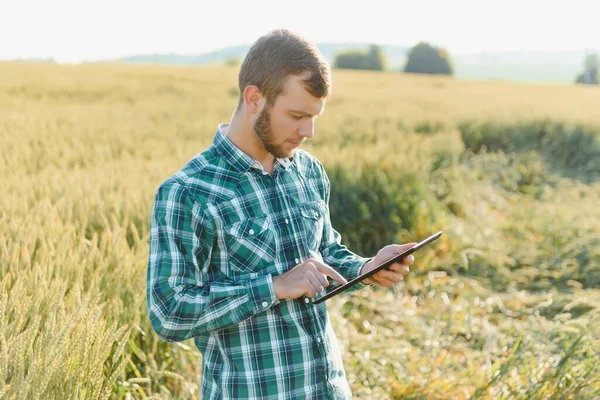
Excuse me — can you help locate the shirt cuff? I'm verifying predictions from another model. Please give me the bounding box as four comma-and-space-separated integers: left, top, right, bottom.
357, 257, 375, 286
343, 256, 374, 288
248, 274, 279, 312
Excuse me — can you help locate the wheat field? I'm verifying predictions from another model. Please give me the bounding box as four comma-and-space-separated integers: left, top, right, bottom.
1, 62, 599, 399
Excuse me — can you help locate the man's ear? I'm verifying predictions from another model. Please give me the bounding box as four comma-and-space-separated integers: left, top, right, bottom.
243, 85, 263, 114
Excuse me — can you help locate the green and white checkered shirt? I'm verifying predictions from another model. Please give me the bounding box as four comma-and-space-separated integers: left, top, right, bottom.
147, 124, 371, 399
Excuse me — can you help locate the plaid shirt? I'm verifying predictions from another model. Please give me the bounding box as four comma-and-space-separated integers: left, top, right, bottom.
147, 124, 371, 399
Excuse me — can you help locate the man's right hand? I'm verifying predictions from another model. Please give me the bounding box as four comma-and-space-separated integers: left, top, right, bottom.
272, 258, 348, 300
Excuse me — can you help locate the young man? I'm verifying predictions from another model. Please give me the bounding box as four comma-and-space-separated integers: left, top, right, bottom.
147, 29, 415, 399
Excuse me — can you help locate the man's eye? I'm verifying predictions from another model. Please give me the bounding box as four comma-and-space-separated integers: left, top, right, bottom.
291, 115, 303, 120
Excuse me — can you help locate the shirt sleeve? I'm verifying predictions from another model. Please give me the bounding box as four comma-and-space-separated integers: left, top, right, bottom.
146, 180, 278, 342
317, 163, 373, 294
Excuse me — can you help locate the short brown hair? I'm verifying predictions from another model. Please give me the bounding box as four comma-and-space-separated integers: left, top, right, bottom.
237, 29, 332, 108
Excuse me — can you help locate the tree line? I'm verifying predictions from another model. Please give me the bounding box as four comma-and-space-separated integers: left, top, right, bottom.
334, 43, 599, 85
334, 42, 452, 75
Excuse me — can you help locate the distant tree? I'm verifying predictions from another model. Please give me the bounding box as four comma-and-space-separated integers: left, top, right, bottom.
367, 45, 387, 70
334, 45, 388, 71
403, 42, 453, 75
335, 50, 369, 70
575, 54, 598, 85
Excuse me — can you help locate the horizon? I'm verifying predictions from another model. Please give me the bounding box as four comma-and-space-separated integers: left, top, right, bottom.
2, 0, 598, 64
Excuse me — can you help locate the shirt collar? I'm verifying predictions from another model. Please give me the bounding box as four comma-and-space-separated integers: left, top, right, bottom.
213, 123, 294, 173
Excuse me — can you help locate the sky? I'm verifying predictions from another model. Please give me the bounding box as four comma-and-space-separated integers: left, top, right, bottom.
1, 0, 598, 64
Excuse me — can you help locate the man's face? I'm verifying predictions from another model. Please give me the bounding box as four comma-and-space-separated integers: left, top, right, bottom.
253, 73, 325, 159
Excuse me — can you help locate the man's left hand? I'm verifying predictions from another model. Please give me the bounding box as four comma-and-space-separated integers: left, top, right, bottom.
360, 243, 416, 288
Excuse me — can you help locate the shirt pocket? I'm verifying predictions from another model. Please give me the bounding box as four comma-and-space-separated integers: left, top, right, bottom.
223, 215, 276, 274
299, 200, 326, 252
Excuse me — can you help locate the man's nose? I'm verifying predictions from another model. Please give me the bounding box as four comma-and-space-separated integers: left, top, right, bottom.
299, 119, 314, 138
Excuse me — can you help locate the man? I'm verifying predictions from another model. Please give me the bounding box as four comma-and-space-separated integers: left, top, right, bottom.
147, 29, 415, 399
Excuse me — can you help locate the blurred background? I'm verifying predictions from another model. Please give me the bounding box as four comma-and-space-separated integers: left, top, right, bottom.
1, 1, 599, 399
3, 0, 599, 84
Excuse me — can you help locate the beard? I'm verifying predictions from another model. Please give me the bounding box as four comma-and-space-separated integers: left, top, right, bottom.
253, 105, 292, 159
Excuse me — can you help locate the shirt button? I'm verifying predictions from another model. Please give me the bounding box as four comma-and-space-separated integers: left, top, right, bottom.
314, 211, 319, 218
304, 298, 310, 304
285, 218, 289, 224
249, 229, 254, 235
316, 337, 322, 343
262, 301, 268, 308
295, 258, 300, 264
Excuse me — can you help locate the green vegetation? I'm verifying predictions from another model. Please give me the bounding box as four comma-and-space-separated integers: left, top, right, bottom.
334, 45, 387, 71
1, 63, 599, 399
403, 42, 453, 75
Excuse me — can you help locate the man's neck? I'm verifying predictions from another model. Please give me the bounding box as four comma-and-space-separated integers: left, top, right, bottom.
223, 116, 276, 172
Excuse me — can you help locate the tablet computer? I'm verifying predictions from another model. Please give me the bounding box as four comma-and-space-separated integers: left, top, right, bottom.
312, 231, 443, 304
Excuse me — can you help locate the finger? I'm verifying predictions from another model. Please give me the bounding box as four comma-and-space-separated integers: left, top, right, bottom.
377, 269, 404, 285
315, 270, 329, 288
376, 269, 405, 283
308, 272, 325, 292
372, 275, 397, 288
389, 243, 418, 256
303, 261, 329, 287
301, 277, 318, 297
389, 263, 410, 274
304, 284, 318, 298
313, 261, 348, 285
306, 274, 324, 297
388, 253, 414, 269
